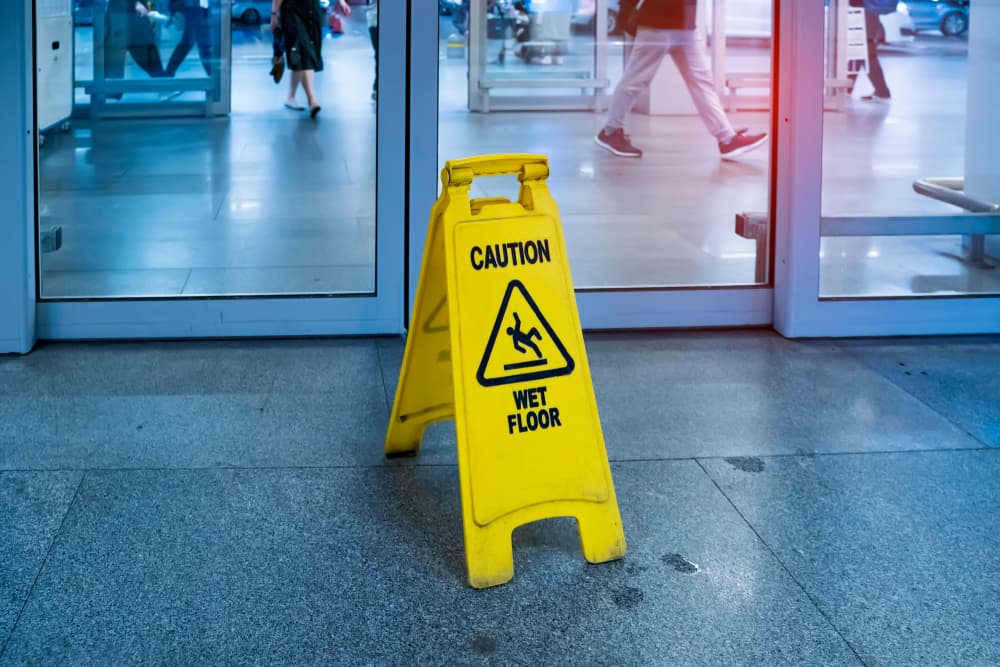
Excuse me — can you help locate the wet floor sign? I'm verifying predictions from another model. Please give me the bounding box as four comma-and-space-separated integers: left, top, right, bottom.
385, 155, 626, 588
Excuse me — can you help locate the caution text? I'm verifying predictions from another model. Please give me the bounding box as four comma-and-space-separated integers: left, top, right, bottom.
471, 239, 551, 271
507, 385, 562, 435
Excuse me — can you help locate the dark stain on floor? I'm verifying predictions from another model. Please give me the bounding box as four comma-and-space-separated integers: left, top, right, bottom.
470, 634, 498, 655
724, 456, 766, 473
663, 553, 700, 574
611, 585, 644, 609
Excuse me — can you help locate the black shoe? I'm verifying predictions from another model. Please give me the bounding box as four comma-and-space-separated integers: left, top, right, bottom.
719, 129, 767, 159
594, 128, 642, 158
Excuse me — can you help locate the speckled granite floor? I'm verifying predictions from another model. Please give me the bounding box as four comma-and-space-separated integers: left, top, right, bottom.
2, 331, 999, 665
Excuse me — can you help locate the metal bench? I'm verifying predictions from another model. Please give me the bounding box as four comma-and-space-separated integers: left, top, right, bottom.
735, 181, 1000, 283
84, 77, 216, 117
477, 72, 609, 113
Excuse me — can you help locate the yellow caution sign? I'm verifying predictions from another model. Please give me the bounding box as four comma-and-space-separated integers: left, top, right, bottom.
386, 154, 626, 588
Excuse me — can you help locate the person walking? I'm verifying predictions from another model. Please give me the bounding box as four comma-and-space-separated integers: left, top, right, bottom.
104, 0, 168, 86
594, 0, 767, 159
849, 0, 893, 103
165, 0, 212, 78
367, 1, 378, 99
271, 0, 350, 117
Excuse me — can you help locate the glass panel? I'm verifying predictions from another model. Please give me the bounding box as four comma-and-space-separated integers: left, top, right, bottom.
39, 0, 378, 299
81, 0, 230, 110
439, 0, 774, 289
820, 0, 999, 298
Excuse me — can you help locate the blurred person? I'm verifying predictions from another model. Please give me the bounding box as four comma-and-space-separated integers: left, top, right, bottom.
271, 0, 350, 116
165, 0, 212, 78
367, 1, 378, 99
530, 0, 572, 65
104, 0, 168, 86
452, 0, 470, 35
848, 0, 893, 103
594, 0, 767, 159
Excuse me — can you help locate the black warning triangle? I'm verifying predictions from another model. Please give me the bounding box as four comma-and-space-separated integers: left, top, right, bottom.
476, 280, 575, 387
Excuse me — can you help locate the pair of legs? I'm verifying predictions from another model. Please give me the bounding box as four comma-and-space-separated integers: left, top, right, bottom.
287, 70, 319, 112
165, 6, 211, 77
849, 9, 891, 99
105, 4, 168, 81
603, 27, 736, 143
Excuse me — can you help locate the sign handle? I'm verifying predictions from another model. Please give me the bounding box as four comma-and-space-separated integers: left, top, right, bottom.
443, 154, 549, 187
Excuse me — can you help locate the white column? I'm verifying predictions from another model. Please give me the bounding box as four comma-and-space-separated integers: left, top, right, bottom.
964, 1, 1000, 258
0, 0, 36, 353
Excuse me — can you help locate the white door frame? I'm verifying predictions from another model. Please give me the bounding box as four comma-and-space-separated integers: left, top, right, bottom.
408, 0, 776, 331
0, 0, 36, 353
31, 0, 407, 340
773, 0, 1000, 337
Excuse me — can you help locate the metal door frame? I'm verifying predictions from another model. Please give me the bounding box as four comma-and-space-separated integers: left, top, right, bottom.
411, 0, 775, 329
34, 0, 407, 340
772, 0, 1000, 337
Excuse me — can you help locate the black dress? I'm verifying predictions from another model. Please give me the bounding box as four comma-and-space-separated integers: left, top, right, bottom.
281, 0, 324, 72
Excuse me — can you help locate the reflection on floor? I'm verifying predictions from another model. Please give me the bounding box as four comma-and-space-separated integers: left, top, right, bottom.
39, 15, 999, 299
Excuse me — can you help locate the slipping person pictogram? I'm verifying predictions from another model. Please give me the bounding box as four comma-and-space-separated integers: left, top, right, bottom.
506, 312, 543, 359
477, 280, 573, 387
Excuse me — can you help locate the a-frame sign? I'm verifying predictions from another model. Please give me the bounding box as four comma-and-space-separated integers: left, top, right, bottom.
385, 155, 626, 588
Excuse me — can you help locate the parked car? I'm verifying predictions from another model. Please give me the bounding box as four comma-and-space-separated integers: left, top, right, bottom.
899, 0, 969, 36
232, 1, 272, 25
572, 0, 620, 35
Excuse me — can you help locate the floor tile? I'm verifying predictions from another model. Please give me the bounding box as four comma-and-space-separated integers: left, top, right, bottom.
0, 471, 81, 648
700, 449, 1000, 666
584, 331, 983, 459
378, 330, 986, 462
0, 339, 391, 470
1, 341, 273, 397
835, 337, 1000, 446
0, 395, 262, 470
1, 464, 859, 665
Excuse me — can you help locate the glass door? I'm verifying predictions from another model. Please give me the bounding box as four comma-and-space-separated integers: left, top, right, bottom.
422, 0, 777, 329
36, 0, 406, 338
774, 0, 1000, 337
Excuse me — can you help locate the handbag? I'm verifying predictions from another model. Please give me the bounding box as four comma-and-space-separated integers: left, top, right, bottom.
328, 7, 344, 33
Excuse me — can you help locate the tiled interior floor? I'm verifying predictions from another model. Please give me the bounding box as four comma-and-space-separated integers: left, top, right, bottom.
1, 331, 999, 663
37, 13, 1000, 299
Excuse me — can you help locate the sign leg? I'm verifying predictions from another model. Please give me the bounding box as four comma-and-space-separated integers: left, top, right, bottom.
577, 503, 627, 564
464, 524, 515, 589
